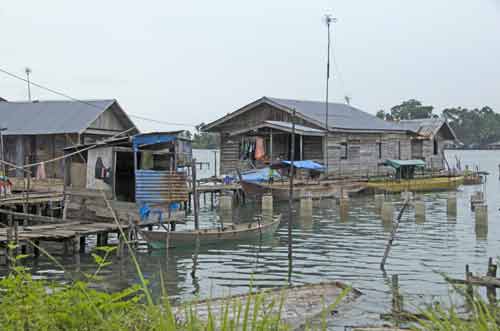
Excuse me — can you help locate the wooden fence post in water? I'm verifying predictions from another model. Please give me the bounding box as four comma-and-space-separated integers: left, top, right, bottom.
465, 264, 474, 306
380, 200, 410, 270
288, 109, 296, 262
487, 257, 497, 303
192, 158, 199, 230
391, 274, 404, 318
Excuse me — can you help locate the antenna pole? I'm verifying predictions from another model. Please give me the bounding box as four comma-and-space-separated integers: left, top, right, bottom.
25, 68, 32, 101
324, 15, 336, 176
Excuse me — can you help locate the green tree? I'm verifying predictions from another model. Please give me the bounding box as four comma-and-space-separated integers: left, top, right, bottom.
191, 123, 220, 149
443, 106, 500, 146
390, 99, 434, 120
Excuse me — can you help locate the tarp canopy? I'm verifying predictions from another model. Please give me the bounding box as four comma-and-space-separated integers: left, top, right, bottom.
241, 167, 282, 182
132, 133, 176, 151
383, 159, 426, 169
281, 160, 324, 171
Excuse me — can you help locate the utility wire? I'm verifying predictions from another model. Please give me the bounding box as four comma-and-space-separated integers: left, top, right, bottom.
0, 67, 197, 128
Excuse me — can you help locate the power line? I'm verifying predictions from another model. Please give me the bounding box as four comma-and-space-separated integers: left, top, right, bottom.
0, 67, 197, 128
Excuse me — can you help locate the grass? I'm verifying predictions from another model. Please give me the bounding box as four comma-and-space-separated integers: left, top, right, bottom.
0, 239, 348, 331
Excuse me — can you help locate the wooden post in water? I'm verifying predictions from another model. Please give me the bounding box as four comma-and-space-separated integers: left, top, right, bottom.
465, 264, 474, 307
487, 257, 497, 304
192, 158, 199, 230
213, 150, 217, 178
391, 274, 404, 319
79, 236, 86, 253
287, 109, 296, 281
33, 240, 40, 258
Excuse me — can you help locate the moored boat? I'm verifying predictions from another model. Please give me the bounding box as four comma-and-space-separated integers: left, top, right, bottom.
366, 176, 464, 193
366, 159, 464, 193
140, 214, 282, 249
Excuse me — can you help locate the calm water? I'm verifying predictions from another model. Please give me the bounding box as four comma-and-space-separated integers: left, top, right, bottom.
6, 150, 500, 329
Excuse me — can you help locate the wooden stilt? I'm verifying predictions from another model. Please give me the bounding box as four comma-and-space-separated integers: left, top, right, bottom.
73, 235, 80, 255
465, 264, 474, 308
79, 236, 86, 253
5, 226, 12, 267
33, 240, 40, 258
487, 257, 497, 303
392, 274, 403, 314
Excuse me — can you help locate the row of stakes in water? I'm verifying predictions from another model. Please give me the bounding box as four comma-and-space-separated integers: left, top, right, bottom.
215, 192, 489, 226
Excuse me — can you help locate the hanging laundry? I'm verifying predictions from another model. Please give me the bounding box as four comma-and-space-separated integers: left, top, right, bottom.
254, 137, 265, 160
36, 163, 46, 180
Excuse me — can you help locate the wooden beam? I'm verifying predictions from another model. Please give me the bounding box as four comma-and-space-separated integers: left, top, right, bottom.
0, 208, 64, 224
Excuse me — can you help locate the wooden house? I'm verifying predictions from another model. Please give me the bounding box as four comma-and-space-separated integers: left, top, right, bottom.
0, 99, 138, 178
202, 97, 455, 177
399, 118, 458, 169
63, 131, 192, 223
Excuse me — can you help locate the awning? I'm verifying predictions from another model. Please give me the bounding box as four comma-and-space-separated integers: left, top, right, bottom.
383, 159, 426, 169
229, 121, 326, 137
132, 133, 176, 151
281, 160, 324, 171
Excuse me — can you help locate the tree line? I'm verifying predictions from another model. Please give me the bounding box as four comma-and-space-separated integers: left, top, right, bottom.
183, 123, 219, 149
376, 99, 500, 147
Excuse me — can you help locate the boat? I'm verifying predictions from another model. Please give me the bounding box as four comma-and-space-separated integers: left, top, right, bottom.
175, 281, 361, 330
366, 176, 464, 193
140, 214, 282, 249
365, 159, 464, 193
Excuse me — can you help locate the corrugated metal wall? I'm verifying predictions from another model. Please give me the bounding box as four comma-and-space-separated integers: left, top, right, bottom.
135, 170, 188, 204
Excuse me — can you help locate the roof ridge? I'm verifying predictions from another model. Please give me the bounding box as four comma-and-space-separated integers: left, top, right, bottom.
3, 99, 115, 104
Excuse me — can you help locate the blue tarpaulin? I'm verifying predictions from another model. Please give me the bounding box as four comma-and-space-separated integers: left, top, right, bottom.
281, 160, 324, 171
132, 134, 176, 151
241, 167, 282, 182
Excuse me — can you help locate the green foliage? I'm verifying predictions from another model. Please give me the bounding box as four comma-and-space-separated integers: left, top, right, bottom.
378, 99, 436, 121
413, 293, 500, 331
0, 246, 345, 331
190, 123, 219, 149
443, 106, 500, 146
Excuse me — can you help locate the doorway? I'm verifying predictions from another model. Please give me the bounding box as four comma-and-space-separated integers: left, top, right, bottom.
114, 151, 135, 202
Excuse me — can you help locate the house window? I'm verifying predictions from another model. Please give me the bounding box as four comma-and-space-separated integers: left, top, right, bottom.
340, 142, 348, 160
377, 142, 382, 159
433, 138, 438, 155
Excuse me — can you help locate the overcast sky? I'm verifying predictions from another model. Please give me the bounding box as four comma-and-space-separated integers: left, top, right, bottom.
1, 0, 499, 131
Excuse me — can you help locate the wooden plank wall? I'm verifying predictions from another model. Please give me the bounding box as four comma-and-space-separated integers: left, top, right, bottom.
326, 133, 412, 176
303, 136, 323, 163
3, 134, 76, 178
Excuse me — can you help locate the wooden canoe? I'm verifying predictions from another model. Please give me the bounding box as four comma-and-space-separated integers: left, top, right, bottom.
240, 180, 365, 201
365, 176, 464, 193
140, 214, 282, 249
175, 281, 361, 330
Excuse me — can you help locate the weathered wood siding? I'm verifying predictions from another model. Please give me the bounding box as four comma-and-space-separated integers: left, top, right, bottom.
3, 134, 77, 178
421, 132, 452, 170
326, 132, 412, 176
220, 135, 240, 175
302, 136, 323, 163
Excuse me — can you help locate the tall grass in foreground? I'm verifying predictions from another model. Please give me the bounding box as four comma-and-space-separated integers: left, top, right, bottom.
413, 298, 500, 331
0, 244, 346, 331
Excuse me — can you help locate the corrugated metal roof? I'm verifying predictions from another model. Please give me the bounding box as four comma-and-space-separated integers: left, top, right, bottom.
398, 118, 453, 139
0, 99, 118, 135
267, 97, 406, 132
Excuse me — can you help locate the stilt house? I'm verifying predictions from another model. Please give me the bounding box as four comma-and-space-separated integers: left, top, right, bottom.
0, 99, 138, 178
202, 97, 457, 176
